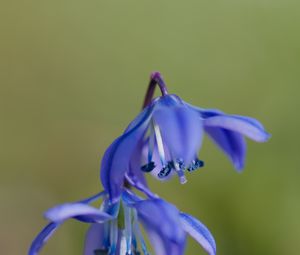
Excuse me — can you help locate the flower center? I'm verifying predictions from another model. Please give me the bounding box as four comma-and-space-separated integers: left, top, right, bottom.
97, 200, 149, 255
139, 116, 205, 184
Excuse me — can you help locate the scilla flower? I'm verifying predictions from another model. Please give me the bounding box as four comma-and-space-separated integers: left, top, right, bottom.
101, 72, 270, 203
29, 189, 216, 255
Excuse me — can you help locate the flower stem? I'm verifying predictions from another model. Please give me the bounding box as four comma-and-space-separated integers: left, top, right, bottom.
142, 72, 168, 109
125, 72, 168, 190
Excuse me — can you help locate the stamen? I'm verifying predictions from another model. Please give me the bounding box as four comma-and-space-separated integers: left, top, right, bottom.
153, 122, 166, 165
109, 219, 118, 254
100, 200, 115, 248
131, 236, 142, 254
179, 175, 187, 184
187, 159, 204, 172
158, 163, 172, 178
147, 131, 155, 163
174, 158, 187, 184
94, 249, 109, 255
140, 161, 155, 172
132, 235, 138, 252
120, 230, 127, 255
175, 158, 185, 169
103, 222, 110, 248
124, 204, 132, 254
140, 126, 156, 173
133, 210, 149, 255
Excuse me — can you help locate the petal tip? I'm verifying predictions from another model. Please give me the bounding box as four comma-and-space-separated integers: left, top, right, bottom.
235, 167, 245, 173
234, 161, 245, 172
255, 131, 271, 143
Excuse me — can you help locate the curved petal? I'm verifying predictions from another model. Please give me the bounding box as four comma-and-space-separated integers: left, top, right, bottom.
153, 97, 203, 165
184, 103, 222, 118
125, 174, 157, 199
180, 213, 216, 255
121, 190, 143, 205
100, 198, 120, 218
29, 222, 59, 255
124, 98, 159, 132
133, 198, 186, 255
205, 127, 246, 171
84, 223, 107, 255
45, 203, 112, 223
100, 103, 155, 203
127, 139, 148, 188
77, 191, 106, 204
147, 229, 185, 255
29, 193, 107, 255
203, 114, 270, 142
189, 104, 270, 142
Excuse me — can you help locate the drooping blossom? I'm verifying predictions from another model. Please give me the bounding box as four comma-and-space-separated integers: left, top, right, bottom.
29, 189, 216, 255
30, 71, 270, 255
101, 72, 270, 203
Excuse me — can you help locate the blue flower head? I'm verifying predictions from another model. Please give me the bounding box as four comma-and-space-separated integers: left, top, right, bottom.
29, 71, 270, 255
29, 189, 216, 255
101, 72, 270, 203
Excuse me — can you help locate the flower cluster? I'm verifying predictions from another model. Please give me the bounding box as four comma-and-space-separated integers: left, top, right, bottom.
29, 72, 269, 255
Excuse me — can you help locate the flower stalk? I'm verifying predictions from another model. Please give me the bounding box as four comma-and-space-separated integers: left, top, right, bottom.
142, 72, 168, 109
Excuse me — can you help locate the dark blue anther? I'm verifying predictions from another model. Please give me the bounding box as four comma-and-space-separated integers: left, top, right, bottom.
176, 158, 185, 169
141, 161, 156, 172
187, 159, 204, 172
158, 163, 172, 178
94, 248, 109, 255
168, 161, 175, 169
168, 159, 185, 170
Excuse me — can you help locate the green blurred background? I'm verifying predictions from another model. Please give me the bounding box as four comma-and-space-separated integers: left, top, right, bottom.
1, 0, 299, 254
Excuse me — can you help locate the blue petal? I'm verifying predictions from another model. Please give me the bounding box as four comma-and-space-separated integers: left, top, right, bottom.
188, 104, 270, 142
194, 107, 270, 170
205, 126, 246, 171
83, 223, 106, 255
124, 99, 158, 132
101, 198, 120, 218
45, 203, 112, 223
83, 201, 120, 253
127, 139, 148, 188
29, 192, 107, 255
125, 173, 157, 199
184, 104, 222, 118
28, 222, 59, 255
77, 191, 106, 204
100, 103, 155, 203
180, 213, 216, 255
203, 114, 270, 142
122, 190, 143, 205
153, 96, 203, 165
133, 198, 186, 255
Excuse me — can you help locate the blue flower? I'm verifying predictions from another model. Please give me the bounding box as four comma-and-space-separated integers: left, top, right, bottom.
29, 191, 111, 255
101, 72, 270, 203
29, 190, 216, 255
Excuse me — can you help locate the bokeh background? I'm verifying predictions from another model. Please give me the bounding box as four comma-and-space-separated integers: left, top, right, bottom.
1, 1, 299, 254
